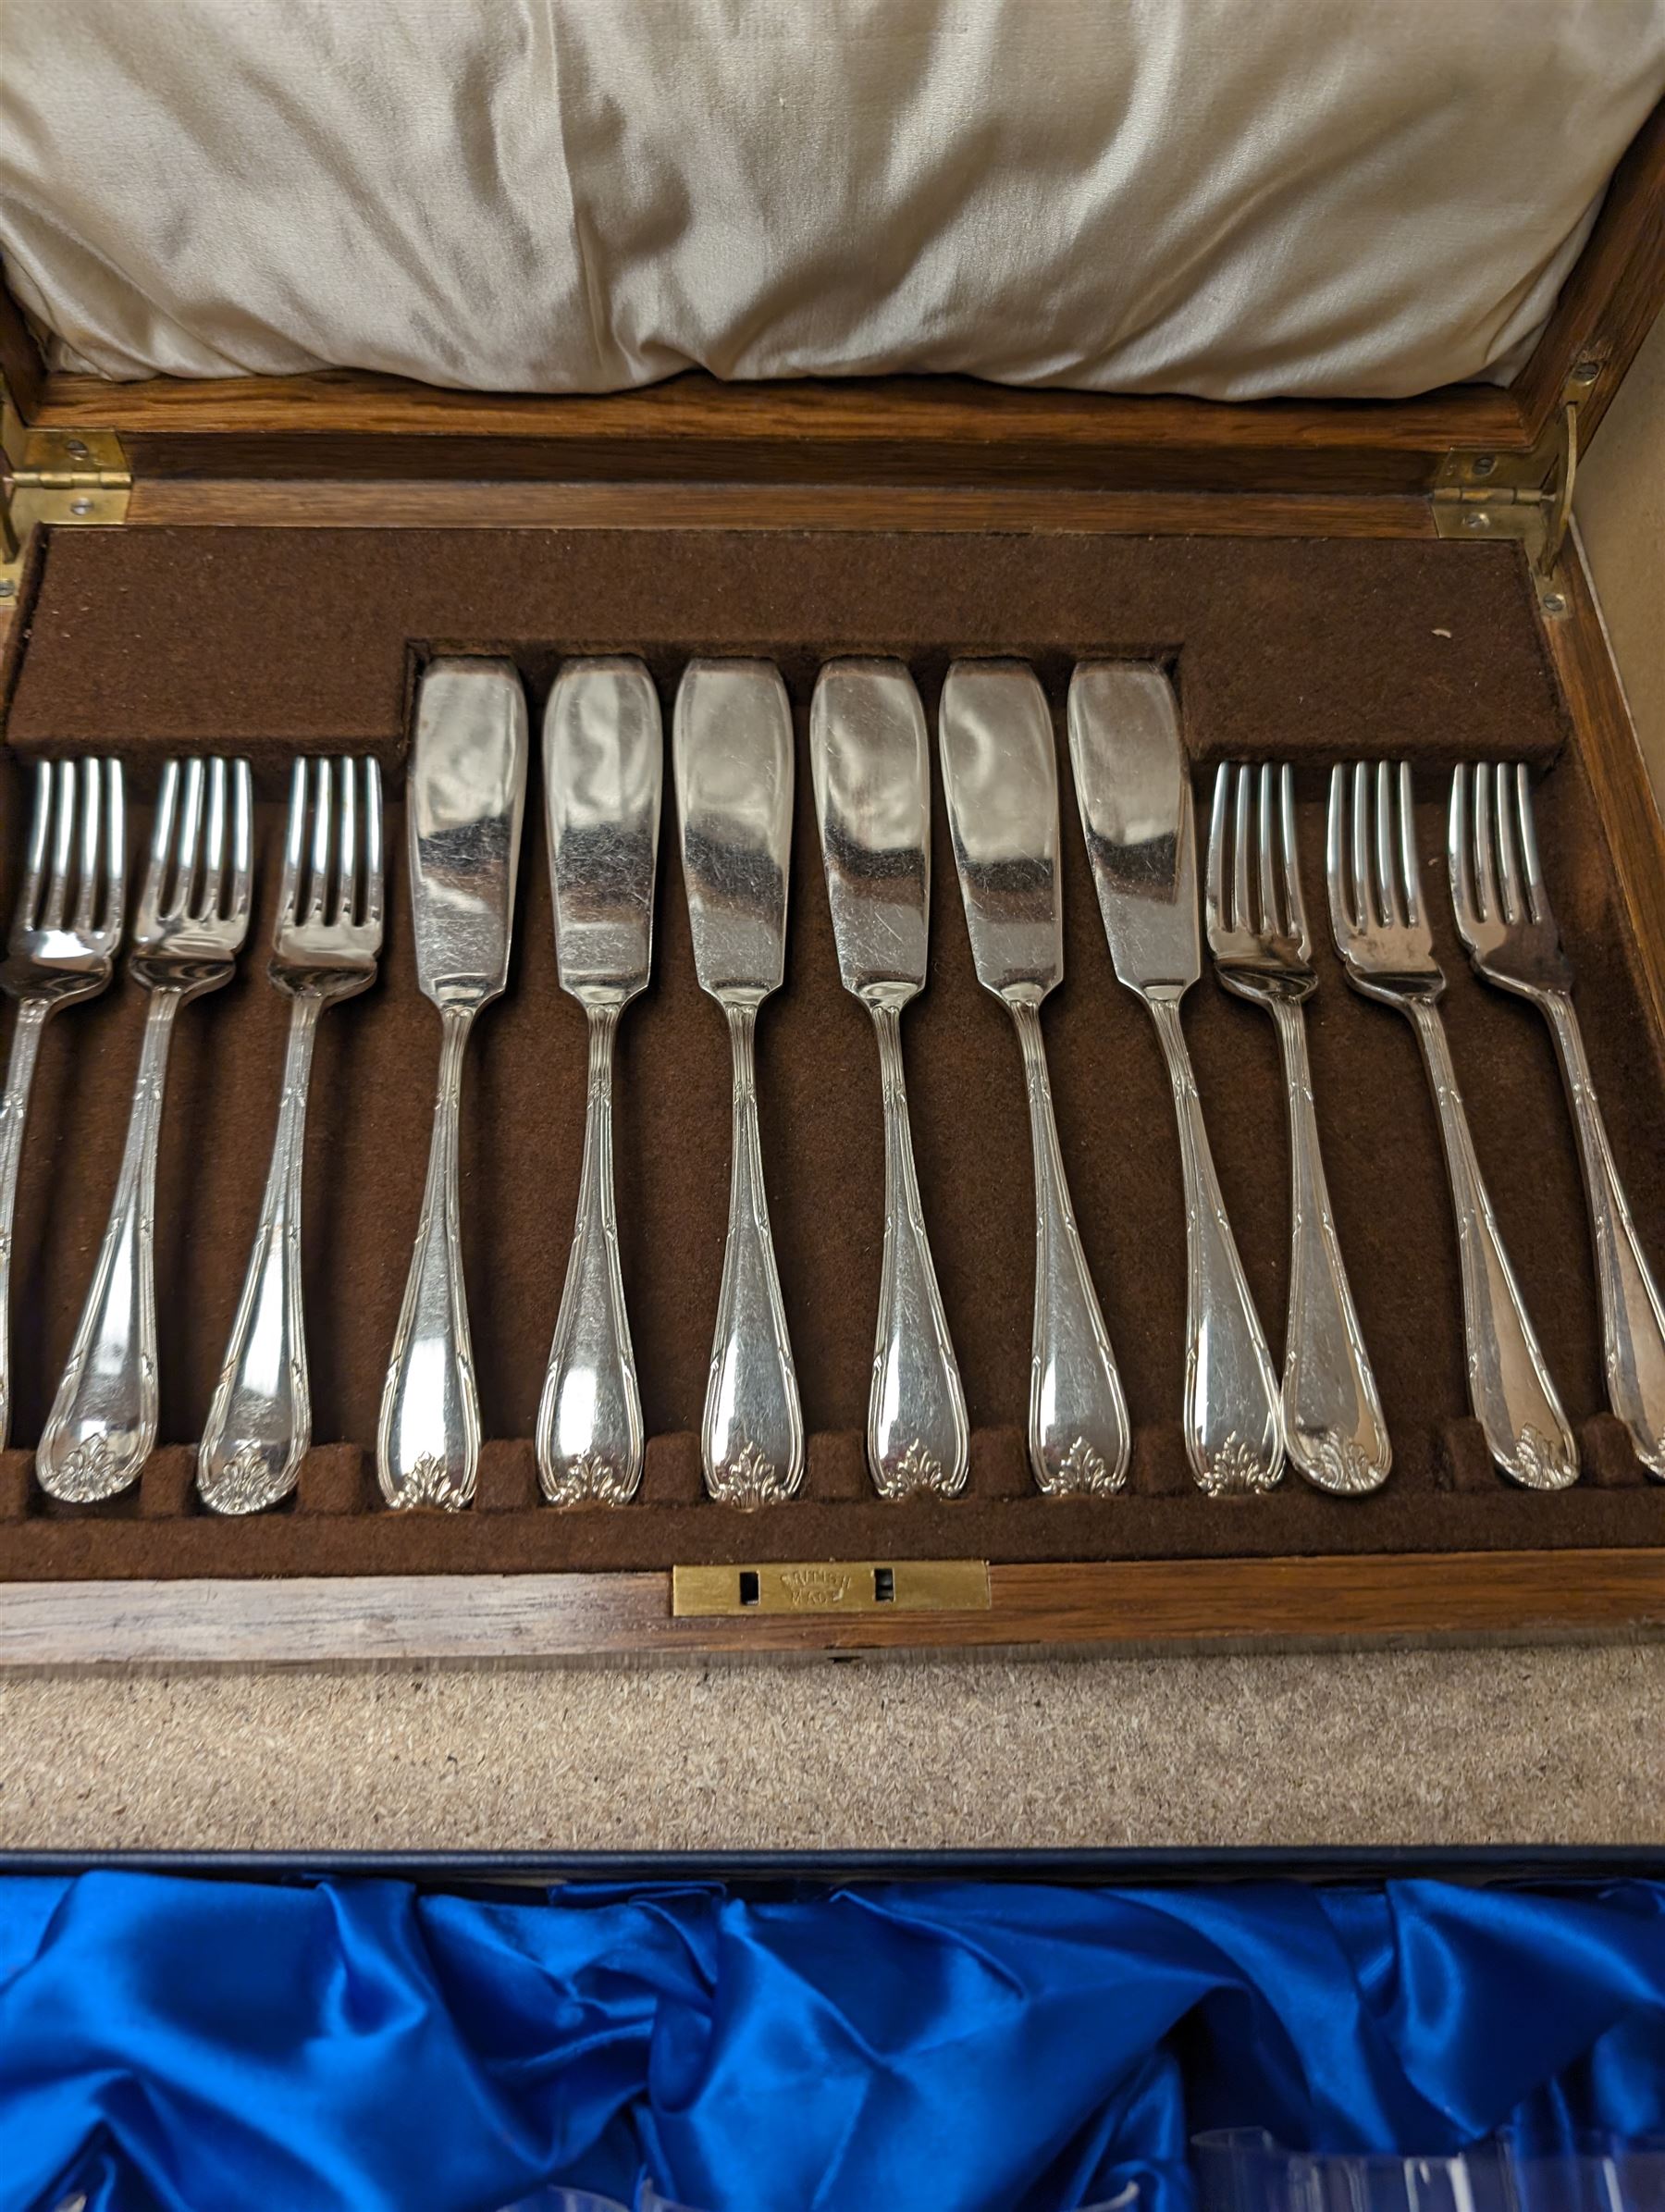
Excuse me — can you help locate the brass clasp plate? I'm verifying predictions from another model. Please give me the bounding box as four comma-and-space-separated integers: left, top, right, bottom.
1434, 365, 1593, 615
672, 1558, 992, 1616
1, 385, 130, 601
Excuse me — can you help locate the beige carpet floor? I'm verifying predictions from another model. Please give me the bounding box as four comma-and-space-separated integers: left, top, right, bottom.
0, 1642, 1659, 1851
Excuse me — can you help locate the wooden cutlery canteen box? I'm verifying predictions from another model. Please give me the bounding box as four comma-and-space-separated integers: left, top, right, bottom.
1, 99, 1663, 1668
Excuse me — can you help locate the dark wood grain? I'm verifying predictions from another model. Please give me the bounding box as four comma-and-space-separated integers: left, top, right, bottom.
0, 280, 43, 421
1516, 95, 1665, 444
31, 371, 1524, 494
1548, 542, 1665, 1047
0, 1550, 1660, 1662
129, 477, 1438, 537
38, 365, 1517, 447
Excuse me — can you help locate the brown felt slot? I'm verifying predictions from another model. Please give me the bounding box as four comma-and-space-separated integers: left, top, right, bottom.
294, 1444, 371, 1517
0, 1452, 30, 1524
0, 524, 1659, 1584
1580, 1415, 1652, 1490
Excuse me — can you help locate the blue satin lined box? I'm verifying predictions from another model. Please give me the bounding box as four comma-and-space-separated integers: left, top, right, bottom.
3, 1862, 1664, 2212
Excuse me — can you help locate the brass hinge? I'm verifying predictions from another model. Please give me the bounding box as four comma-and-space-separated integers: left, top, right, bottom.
0, 382, 131, 604
672, 1558, 992, 1617
1433, 360, 1598, 616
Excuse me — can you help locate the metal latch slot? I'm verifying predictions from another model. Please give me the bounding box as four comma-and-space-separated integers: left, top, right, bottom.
672, 1559, 992, 1616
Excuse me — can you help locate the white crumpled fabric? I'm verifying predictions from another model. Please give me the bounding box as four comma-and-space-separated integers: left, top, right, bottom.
1, 0, 1662, 400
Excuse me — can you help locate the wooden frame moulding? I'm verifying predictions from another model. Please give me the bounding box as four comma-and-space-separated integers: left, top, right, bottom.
0, 1549, 1661, 1666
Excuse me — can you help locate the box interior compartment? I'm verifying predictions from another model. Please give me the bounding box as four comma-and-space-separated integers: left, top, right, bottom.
0, 523, 1660, 1580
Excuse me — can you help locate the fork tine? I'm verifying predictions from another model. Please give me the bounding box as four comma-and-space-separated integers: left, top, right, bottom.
14, 762, 52, 933
1253, 763, 1279, 936
278, 759, 305, 931
1379, 760, 1406, 924
335, 759, 359, 924
71, 757, 101, 933
228, 760, 253, 926
1326, 764, 1353, 934
166, 759, 205, 920
200, 757, 228, 921
1514, 763, 1548, 924
1277, 765, 1309, 953
304, 758, 331, 923
41, 761, 75, 931
363, 759, 385, 933
1205, 763, 1230, 936
1231, 765, 1253, 933
1449, 765, 1478, 930
1350, 763, 1373, 928
1395, 762, 1422, 926
144, 760, 180, 920
99, 760, 126, 944
1373, 761, 1403, 927
1474, 761, 1501, 926
1493, 758, 1525, 925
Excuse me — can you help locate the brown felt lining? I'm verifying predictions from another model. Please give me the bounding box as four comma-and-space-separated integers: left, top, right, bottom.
0, 525, 1659, 1580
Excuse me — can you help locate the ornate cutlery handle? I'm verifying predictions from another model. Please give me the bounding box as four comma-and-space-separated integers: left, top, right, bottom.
37, 991, 179, 1501
0, 997, 48, 1450
1543, 987, 1665, 1477
536, 1005, 643, 1506
1010, 1000, 1128, 1495
1406, 997, 1576, 1488
702, 1003, 803, 1506
868, 1002, 968, 1499
377, 1005, 479, 1510
1269, 997, 1390, 1495
1148, 994, 1283, 1494
198, 995, 321, 1514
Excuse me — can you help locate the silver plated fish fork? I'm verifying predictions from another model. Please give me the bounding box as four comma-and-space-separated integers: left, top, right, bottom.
1326, 760, 1576, 1489
198, 758, 383, 1514
1449, 760, 1665, 1478
1206, 762, 1389, 1495
0, 760, 125, 1449
38, 756, 253, 1501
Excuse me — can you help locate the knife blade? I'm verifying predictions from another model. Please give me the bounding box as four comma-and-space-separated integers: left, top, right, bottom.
408, 657, 529, 1009
1067, 661, 1198, 995
544, 655, 660, 1006
938, 658, 1061, 1003
674, 658, 794, 1004
810, 657, 930, 1003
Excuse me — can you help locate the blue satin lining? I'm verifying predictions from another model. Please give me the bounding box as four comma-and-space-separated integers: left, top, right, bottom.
2, 1875, 1664, 2212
